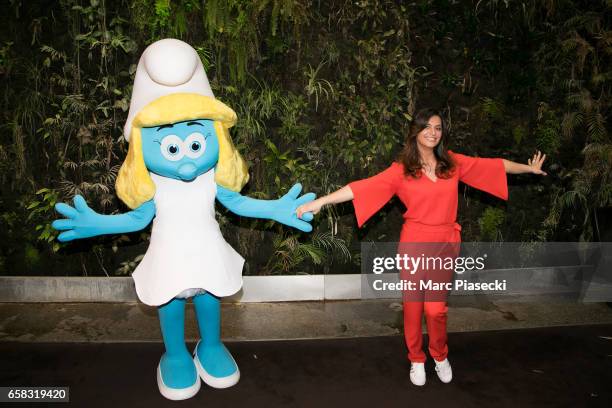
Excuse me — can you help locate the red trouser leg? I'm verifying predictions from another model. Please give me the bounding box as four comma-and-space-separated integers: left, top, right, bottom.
424, 301, 448, 361
403, 300, 426, 362
400, 224, 458, 363
403, 301, 449, 362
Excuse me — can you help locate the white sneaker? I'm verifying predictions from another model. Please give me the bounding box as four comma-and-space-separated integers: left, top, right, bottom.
434, 358, 453, 383
409, 362, 426, 386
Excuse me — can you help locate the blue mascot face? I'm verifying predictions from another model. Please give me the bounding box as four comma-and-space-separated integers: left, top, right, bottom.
141, 119, 220, 181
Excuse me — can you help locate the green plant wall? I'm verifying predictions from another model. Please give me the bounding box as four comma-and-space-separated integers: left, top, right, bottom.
1, 0, 610, 276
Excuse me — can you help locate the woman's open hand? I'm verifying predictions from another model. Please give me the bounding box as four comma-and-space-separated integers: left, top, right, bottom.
527, 150, 547, 175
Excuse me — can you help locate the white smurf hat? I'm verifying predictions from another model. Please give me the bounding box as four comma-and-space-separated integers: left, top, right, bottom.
123, 38, 214, 141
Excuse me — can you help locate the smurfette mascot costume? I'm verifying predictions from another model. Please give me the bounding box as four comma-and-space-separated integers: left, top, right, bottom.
52, 39, 315, 400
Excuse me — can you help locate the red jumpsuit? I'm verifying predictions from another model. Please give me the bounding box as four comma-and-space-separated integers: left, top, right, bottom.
348, 151, 508, 363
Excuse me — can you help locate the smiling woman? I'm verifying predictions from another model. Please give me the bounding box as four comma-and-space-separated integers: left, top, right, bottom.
297, 106, 547, 387
398, 108, 456, 182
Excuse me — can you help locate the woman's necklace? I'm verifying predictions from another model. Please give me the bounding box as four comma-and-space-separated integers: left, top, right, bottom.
422, 161, 436, 173
422, 160, 437, 181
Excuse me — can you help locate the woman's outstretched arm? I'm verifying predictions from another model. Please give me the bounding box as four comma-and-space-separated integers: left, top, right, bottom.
296, 185, 354, 218
297, 161, 403, 224
503, 151, 547, 175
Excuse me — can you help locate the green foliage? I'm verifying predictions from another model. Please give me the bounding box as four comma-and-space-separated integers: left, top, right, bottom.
2, 0, 611, 277
24, 243, 41, 270
303, 61, 335, 112
479, 97, 505, 122
264, 231, 350, 275
0, 41, 14, 74
562, 88, 607, 143
531, 2, 611, 240
262, 138, 309, 190
468, 97, 507, 140
512, 124, 527, 146
441, 71, 463, 88
478, 207, 506, 242
132, 0, 200, 40
535, 103, 562, 154
541, 143, 612, 241
199, 0, 311, 83
116, 254, 145, 275
26, 188, 60, 252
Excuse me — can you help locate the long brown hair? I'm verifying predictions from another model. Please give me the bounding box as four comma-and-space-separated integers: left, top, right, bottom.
397, 108, 455, 178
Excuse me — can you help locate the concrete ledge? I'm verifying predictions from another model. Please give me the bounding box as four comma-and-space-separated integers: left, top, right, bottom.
0, 275, 369, 303
0, 275, 359, 303
1, 267, 610, 303
0, 277, 138, 303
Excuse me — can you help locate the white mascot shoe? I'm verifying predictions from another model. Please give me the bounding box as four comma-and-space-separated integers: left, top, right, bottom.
193, 341, 241, 389
156, 363, 201, 401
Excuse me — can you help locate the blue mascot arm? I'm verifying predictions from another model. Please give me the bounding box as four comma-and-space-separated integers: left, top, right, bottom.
51, 195, 156, 242
216, 183, 315, 232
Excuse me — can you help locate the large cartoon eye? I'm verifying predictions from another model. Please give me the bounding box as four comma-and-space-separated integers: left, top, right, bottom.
160, 135, 185, 161
184, 132, 207, 159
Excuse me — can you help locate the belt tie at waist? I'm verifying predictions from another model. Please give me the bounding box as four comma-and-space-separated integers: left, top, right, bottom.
402, 221, 462, 233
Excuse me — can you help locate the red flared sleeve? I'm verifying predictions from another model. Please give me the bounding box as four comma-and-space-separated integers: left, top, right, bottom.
451, 151, 508, 200
348, 162, 404, 227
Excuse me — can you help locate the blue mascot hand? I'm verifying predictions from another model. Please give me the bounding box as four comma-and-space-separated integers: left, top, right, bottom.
271, 183, 316, 232
52, 195, 107, 242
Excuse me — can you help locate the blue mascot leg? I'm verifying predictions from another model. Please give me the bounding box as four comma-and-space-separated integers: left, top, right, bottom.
192, 292, 240, 388
157, 297, 200, 400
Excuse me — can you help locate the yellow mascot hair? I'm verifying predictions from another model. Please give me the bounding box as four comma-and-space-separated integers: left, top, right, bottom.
116, 93, 249, 209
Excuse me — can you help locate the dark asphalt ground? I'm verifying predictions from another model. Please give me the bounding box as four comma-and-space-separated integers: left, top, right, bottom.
1, 325, 611, 408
